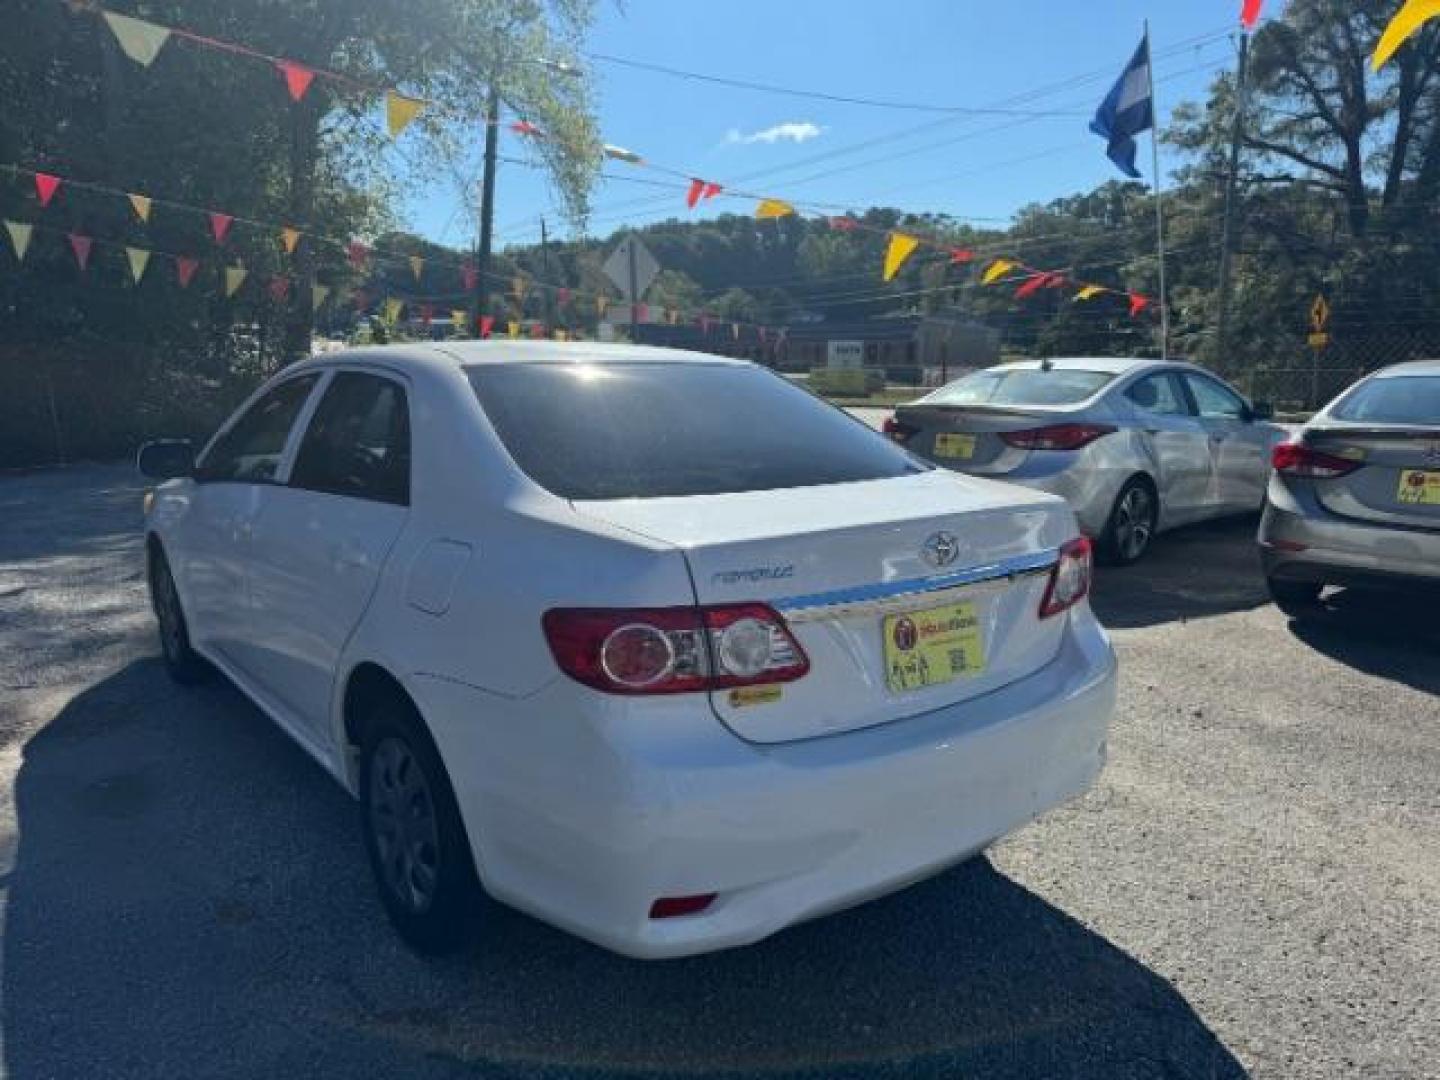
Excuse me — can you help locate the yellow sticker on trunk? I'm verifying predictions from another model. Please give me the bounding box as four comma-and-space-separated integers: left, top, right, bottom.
728, 685, 783, 707
883, 601, 986, 693
933, 433, 977, 459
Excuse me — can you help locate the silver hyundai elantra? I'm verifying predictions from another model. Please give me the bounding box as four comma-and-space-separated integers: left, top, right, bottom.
886, 357, 1286, 564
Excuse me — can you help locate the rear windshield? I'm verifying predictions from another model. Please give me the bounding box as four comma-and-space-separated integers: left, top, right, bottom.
924, 368, 1114, 407
467, 362, 928, 499
1330, 376, 1440, 425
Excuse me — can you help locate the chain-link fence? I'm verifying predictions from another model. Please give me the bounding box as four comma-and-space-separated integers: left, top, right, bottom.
1217, 328, 1440, 413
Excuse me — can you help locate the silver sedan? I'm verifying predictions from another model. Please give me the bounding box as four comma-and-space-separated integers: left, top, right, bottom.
886, 357, 1286, 563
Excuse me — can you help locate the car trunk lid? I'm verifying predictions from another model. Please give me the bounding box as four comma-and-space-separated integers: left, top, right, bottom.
1305, 425, 1440, 530
573, 470, 1077, 743
891, 404, 1066, 475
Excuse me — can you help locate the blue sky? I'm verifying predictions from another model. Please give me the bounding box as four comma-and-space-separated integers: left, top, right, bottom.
405, 0, 1269, 252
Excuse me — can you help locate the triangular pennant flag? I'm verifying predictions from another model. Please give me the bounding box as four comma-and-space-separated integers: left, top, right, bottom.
346, 240, 370, 269
267, 276, 290, 303
128, 193, 152, 223
276, 60, 316, 102
409, 255, 424, 282
686, 178, 706, 209
384, 297, 404, 324
636, 303, 649, 323
1373, 0, 1440, 69
512, 275, 528, 301
418, 303, 434, 325
1128, 293, 1151, 318
68, 233, 93, 271
882, 232, 920, 282
510, 119, 543, 137
1073, 285, 1105, 302
209, 212, 234, 244
224, 265, 247, 297
280, 227, 301, 254
461, 262, 477, 291
507, 320, 520, 339
529, 321, 545, 339
125, 246, 151, 283
755, 199, 794, 220
1015, 273, 1049, 300
480, 315, 495, 339
312, 284, 330, 311
1240, 0, 1264, 30
174, 256, 199, 288
34, 173, 61, 208
702, 182, 723, 201
4, 221, 32, 262
102, 11, 171, 67
949, 248, 974, 265
596, 296, 608, 318
554, 328, 568, 342
386, 91, 425, 138
981, 258, 1018, 285
451, 309, 467, 335
1044, 273, 1068, 289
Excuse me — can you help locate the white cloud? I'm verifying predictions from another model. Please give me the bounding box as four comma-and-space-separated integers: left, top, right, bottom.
723, 121, 824, 146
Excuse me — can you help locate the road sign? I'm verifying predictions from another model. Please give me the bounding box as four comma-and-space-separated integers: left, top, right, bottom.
1310, 294, 1330, 333
602, 236, 660, 301
1308, 331, 1330, 349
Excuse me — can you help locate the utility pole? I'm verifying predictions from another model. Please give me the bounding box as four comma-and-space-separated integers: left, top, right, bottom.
540, 216, 554, 331
1215, 30, 1251, 368
473, 81, 500, 330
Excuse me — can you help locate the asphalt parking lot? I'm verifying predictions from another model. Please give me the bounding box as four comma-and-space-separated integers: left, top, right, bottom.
1, 462, 1436, 1079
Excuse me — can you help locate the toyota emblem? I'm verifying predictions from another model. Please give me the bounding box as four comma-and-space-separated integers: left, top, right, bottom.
922, 531, 961, 568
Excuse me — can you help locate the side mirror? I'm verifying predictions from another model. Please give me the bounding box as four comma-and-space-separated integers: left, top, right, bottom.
1249, 400, 1274, 421
137, 439, 195, 480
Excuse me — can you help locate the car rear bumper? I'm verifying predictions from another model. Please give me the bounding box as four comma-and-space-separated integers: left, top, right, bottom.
1259, 483, 1440, 586
414, 610, 1115, 959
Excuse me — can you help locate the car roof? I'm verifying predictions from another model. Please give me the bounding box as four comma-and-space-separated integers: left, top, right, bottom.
1370, 359, 1440, 378
985, 356, 1178, 376
291, 341, 749, 373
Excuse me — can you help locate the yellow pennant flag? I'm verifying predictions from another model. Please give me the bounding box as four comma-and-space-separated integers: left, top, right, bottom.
507, 320, 520, 339
125, 246, 151, 283
280, 227, 301, 254
312, 284, 330, 311
409, 255, 424, 282
224, 265, 247, 297
882, 232, 920, 282
384, 297, 404, 324
755, 198, 795, 220
1073, 284, 1105, 302
596, 295, 608, 318
981, 258, 1018, 285
128, 193, 152, 223
386, 91, 425, 138
1373, 0, 1440, 69
554, 328, 568, 341
4, 220, 32, 261
451, 309, 468, 335
103, 11, 172, 67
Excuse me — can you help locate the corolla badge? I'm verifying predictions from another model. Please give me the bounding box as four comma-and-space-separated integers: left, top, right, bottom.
921, 531, 961, 568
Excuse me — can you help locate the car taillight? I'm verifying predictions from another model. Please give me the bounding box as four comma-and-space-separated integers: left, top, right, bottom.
1001, 423, 1117, 451
1039, 537, 1093, 618
1271, 441, 1360, 479
542, 604, 810, 695
882, 415, 917, 443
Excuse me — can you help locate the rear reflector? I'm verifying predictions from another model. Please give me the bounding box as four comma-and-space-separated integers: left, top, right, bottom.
1039, 537, 1093, 618
1260, 538, 1308, 553
649, 894, 717, 919
1271, 441, 1361, 479
1001, 423, 1116, 451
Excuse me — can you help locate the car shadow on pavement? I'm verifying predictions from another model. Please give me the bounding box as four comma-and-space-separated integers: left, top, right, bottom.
4, 659, 1245, 1080
1284, 588, 1440, 695
1091, 515, 1269, 630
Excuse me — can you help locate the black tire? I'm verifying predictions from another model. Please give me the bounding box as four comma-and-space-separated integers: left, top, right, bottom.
358, 691, 480, 956
1098, 477, 1159, 566
1268, 576, 1324, 618
148, 545, 210, 685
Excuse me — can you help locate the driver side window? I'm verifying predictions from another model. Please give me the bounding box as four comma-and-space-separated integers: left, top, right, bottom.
1183, 374, 1248, 420
290, 372, 410, 506
195, 374, 320, 484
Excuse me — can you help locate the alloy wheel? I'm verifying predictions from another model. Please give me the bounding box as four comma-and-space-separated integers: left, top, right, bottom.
1115, 485, 1154, 561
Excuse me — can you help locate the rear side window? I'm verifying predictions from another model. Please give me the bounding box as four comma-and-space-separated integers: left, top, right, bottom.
196, 374, 320, 483
291, 373, 411, 505
925, 368, 1113, 407
467, 362, 927, 499
1126, 373, 1191, 417
1330, 376, 1440, 424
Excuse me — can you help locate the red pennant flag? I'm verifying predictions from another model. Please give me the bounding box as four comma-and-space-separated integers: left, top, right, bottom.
346, 240, 370, 269
1128, 293, 1151, 318
1045, 273, 1068, 289
558, 287, 570, 306
1240, 0, 1263, 29
1014, 273, 1048, 300
510, 119, 542, 137
68, 232, 93, 271
276, 60, 315, 102
208, 212, 233, 244
174, 256, 199, 287
686, 178, 706, 209
461, 261, 477, 291
419, 303, 434, 325
636, 303, 649, 323
702, 182, 722, 201
34, 172, 62, 208
828, 216, 857, 232
267, 275, 290, 302
479, 315, 495, 339
529, 321, 545, 339
949, 248, 975, 265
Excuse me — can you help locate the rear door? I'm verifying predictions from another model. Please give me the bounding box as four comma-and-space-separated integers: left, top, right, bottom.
242, 371, 412, 743
1122, 371, 1212, 521
1182, 372, 1269, 512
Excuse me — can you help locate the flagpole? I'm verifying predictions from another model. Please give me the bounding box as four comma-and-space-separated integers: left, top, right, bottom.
1144, 19, 1169, 359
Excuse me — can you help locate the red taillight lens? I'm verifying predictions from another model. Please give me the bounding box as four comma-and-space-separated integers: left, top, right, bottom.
1039, 537, 1093, 618
542, 604, 810, 695
1271, 441, 1360, 479
882, 415, 918, 443
1001, 424, 1117, 451
649, 893, 717, 919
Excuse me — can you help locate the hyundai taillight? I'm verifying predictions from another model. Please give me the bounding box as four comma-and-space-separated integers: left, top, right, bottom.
541, 604, 810, 694
1039, 537, 1093, 618
1001, 423, 1117, 451
1271, 441, 1361, 479
882, 415, 918, 444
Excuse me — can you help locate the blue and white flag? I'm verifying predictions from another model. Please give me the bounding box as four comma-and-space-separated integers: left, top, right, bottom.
1090, 34, 1153, 179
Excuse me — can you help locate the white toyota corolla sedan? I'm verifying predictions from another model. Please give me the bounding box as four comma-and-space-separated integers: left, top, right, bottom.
138, 342, 1117, 959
